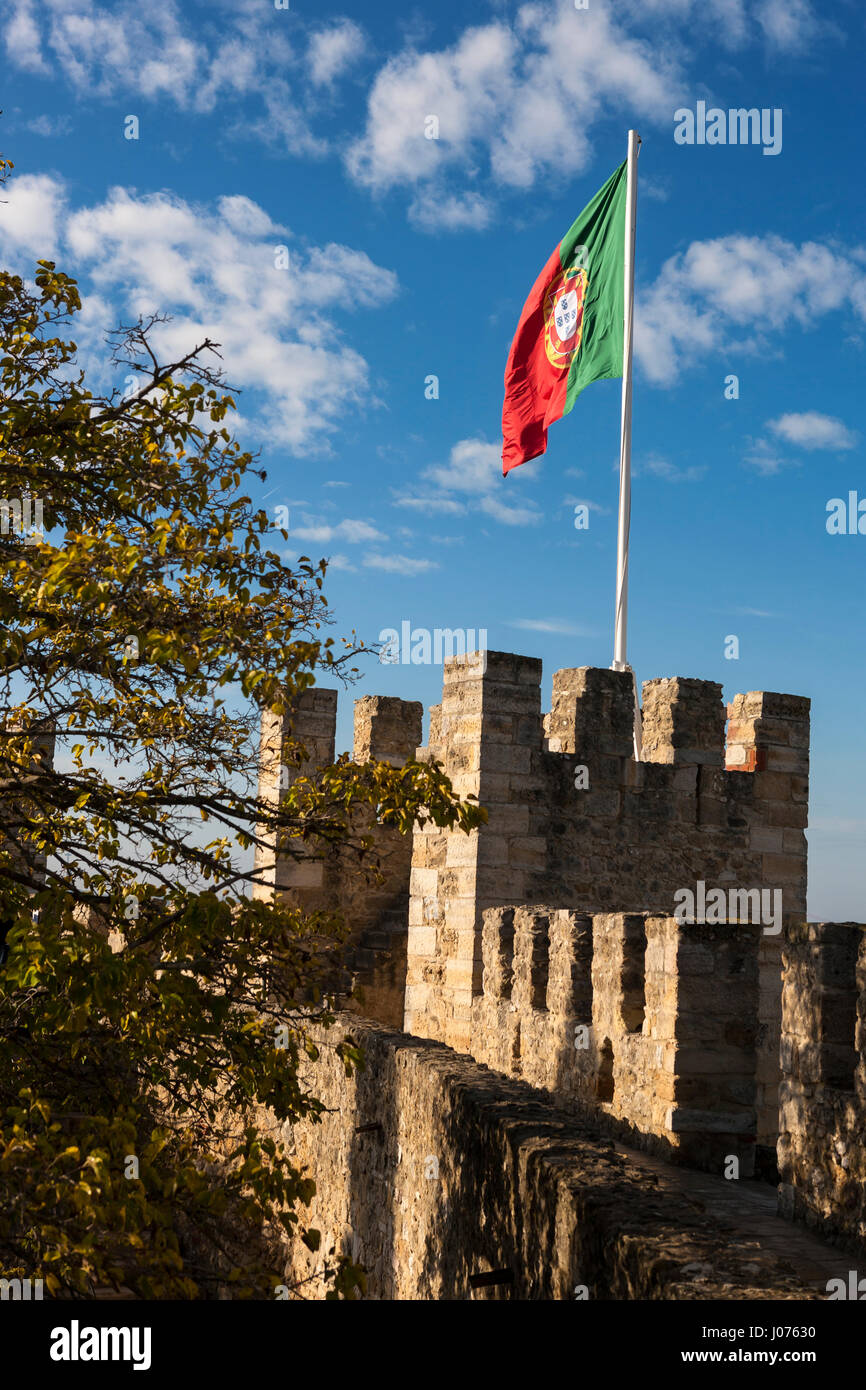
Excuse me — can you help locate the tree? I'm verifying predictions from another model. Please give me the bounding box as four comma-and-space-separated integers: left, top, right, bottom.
0, 153, 483, 1299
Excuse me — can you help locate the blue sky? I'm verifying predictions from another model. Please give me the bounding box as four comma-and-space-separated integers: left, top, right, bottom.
1, 0, 864, 917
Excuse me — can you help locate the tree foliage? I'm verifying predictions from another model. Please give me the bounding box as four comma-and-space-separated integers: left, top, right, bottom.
0, 153, 483, 1298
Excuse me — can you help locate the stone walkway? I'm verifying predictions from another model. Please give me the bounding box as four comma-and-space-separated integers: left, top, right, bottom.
612, 1141, 853, 1290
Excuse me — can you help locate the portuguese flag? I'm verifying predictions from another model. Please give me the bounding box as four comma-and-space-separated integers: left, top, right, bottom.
502, 160, 628, 475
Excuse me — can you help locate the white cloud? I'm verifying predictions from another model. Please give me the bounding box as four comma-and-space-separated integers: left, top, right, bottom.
744, 410, 857, 474
619, 0, 750, 49
0, 172, 66, 255
707, 0, 750, 45
2, 0, 327, 154
620, 0, 830, 52
346, 24, 514, 193
508, 618, 596, 636
216, 195, 279, 238
768, 412, 857, 451
395, 495, 465, 515
755, 0, 820, 52
637, 234, 866, 384
640, 177, 671, 204
397, 433, 544, 525
0, 173, 399, 455
363, 553, 438, 575
394, 437, 542, 526
345, 1, 680, 229
25, 113, 73, 136
638, 454, 707, 482
41, 0, 206, 102
426, 438, 504, 494
231, 79, 327, 160
307, 20, 366, 87
409, 190, 493, 233
300, 242, 401, 307
5, 0, 48, 72
292, 518, 386, 544
563, 495, 611, 514
743, 438, 788, 475
810, 817, 866, 836
479, 493, 542, 526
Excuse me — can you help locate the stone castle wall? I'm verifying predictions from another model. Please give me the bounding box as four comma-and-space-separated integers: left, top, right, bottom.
405, 653, 809, 1151
249, 651, 866, 1257
254, 688, 421, 1026
470, 907, 762, 1175
279, 1016, 813, 1301
253, 653, 810, 1148
778, 921, 866, 1253
6, 663, 863, 1288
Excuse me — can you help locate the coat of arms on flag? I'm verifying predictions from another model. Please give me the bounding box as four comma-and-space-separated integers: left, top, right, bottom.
544, 266, 588, 368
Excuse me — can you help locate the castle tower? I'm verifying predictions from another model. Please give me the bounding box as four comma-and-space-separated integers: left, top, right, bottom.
253, 687, 421, 1026
404, 651, 810, 1155
405, 651, 544, 1051
253, 688, 338, 908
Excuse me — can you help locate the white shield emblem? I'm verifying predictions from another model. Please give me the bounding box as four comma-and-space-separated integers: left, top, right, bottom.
554, 288, 578, 343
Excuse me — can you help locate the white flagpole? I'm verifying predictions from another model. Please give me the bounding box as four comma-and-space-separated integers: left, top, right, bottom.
612, 129, 642, 760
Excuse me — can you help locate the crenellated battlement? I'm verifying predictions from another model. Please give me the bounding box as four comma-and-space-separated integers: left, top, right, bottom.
405, 651, 810, 1155
254, 687, 422, 1026
253, 649, 811, 1151
471, 905, 762, 1175
779, 921, 866, 1253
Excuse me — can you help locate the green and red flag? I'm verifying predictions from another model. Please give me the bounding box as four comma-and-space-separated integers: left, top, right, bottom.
502, 159, 628, 475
